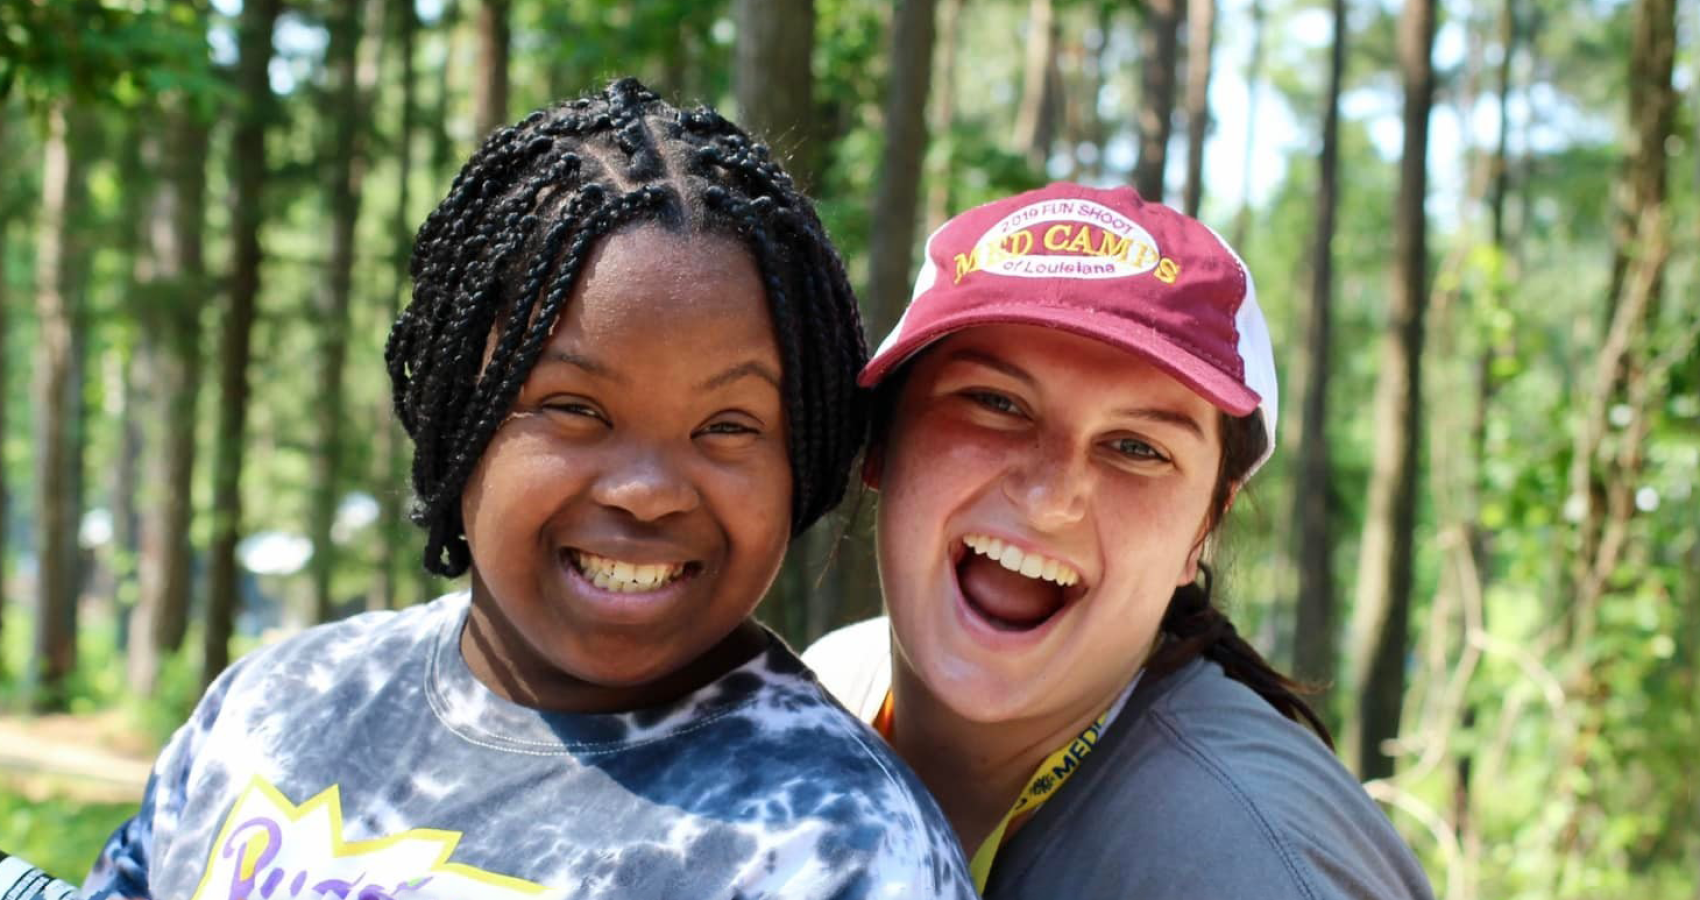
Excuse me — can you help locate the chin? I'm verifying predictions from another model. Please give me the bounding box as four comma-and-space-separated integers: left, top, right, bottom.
924, 653, 1051, 724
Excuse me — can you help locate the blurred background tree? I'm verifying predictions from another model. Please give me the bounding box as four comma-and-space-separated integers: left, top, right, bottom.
0, 0, 1695, 895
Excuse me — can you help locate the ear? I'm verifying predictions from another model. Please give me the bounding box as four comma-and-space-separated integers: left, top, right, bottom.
1178, 481, 1241, 585
860, 443, 884, 490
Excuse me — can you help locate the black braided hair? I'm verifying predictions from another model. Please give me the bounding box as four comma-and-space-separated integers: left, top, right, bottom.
1144, 412, 1334, 747
387, 78, 869, 577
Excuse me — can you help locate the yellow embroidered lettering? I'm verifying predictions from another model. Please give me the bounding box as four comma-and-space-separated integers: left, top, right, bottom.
1067, 227, 1096, 254
1129, 242, 1158, 269
954, 249, 982, 283
1156, 258, 1181, 283
1096, 232, 1131, 261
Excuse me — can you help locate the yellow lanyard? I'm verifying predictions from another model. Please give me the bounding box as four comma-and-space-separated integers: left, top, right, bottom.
874, 693, 1112, 893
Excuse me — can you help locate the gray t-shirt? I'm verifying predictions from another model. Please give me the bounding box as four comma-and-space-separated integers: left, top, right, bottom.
985, 656, 1436, 899
804, 618, 1435, 899
85, 594, 974, 900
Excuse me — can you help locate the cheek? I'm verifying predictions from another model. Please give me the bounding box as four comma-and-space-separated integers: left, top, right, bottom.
702, 446, 793, 550
1097, 480, 1214, 576
461, 431, 583, 541
881, 414, 1010, 518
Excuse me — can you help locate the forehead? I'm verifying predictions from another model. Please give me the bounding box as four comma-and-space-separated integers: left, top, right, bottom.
550, 225, 777, 360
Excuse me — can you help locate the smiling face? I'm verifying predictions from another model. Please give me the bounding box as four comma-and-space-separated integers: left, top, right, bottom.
460, 225, 790, 711
875, 324, 1225, 724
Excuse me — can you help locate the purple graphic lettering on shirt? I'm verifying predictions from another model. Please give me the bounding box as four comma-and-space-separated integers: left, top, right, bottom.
260, 868, 285, 898
311, 874, 367, 899
222, 817, 283, 900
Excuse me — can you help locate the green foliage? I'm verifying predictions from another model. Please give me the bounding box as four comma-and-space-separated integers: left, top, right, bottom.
0, 787, 134, 881
0, 0, 225, 111
0, 0, 1695, 894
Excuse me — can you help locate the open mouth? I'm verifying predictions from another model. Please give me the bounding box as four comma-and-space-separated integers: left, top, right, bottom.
564, 549, 700, 594
955, 534, 1086, 632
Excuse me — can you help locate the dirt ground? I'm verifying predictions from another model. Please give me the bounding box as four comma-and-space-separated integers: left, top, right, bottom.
0, 710, 155, 804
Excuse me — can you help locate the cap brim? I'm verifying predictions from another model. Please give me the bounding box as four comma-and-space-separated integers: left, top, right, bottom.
860, 306, 1262, 417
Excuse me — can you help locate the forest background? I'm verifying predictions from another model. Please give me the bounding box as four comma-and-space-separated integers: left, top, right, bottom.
0, 0, 1695, 896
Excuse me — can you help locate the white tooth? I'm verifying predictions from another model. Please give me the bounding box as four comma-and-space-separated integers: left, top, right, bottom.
635, 566, 657, 586
612, 561, 635, 582
1019, 555, 1044, 578
1041, 559, 1060, 582
593, 571, 612, 589
998, 545, 1024, 572
987, 538, 1006, 558
1060, 569, 1078, 587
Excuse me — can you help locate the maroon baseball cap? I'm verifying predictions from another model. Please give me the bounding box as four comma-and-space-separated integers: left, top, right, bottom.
861, 182, 1279, 476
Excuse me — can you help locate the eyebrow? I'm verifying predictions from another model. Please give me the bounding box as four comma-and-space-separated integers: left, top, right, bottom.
540, 350, 625, 384
942, 348, 1037, 386
700, 360, 783, 392
945, 348, 1206, 440
1112, 406, 1207, 441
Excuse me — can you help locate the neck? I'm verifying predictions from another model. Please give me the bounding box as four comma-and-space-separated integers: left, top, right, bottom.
887, 659, 1130, 853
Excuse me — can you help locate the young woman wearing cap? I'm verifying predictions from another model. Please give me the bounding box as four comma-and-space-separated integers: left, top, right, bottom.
806, 183, 1434, 898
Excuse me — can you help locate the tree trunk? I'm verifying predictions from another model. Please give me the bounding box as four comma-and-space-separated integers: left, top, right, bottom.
1012, 0, 1058, 170
310, 0, 369, 625
206, 0, 282, 685
109, 353, 143, 651
1344, 0, 1433, 781
0, 206, 7, 678
734, 0, 852, 643
924, 0, 963, 231
1133, 0, 1181, 202
130, 93, 211, 694
1455, 0, 1520, 852
1230, 0, 1266, 250
1566, 0, 1676, 636
734, 0, 818, 191
473, 0, 510, 141
865, 0, 939, 339
430, 0, 461, 184
30, 104, 90, 712
1181, 0, 1215, 216
376, 0, 417, 612
1290, 0, 1346, 723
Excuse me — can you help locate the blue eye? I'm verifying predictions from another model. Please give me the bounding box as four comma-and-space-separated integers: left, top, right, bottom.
967, 391, 1021, 415
1111, 437, 1167, 462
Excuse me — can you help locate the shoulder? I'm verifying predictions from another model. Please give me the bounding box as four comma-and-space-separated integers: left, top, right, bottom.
997, 660, 1434, 899
676, 638, 973, 898
800, 616, 891, 722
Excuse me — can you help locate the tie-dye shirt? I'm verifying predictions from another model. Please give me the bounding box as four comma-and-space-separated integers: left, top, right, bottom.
85, 594, 974, 900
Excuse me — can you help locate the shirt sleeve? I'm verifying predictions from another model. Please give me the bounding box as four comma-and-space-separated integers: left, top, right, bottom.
82, 659, 247, 899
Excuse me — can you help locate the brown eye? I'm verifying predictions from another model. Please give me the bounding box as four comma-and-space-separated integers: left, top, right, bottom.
543, 399, 606, 423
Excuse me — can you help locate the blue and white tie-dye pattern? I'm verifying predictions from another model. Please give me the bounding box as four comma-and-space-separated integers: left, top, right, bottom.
84, 594, 974, 900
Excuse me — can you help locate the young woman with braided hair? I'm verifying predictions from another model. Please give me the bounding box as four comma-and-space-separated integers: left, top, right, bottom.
85, 79, 975, 899
807, 183, 1435, 898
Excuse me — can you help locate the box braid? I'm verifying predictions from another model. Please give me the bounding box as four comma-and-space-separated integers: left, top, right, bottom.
387, 78, 868, 577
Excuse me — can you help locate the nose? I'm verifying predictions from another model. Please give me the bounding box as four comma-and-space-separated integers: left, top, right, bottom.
590, 444, 701, 522
1001, 434, 1088, 530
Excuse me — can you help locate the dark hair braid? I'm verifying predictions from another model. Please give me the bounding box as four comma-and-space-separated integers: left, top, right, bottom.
387, 78, 869, 577
1144, 412, 1334, 747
